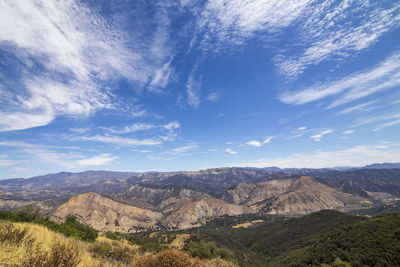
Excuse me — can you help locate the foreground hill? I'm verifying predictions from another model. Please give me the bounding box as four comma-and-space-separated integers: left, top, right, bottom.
2, 206, 399, 266
0, 218, 235, 266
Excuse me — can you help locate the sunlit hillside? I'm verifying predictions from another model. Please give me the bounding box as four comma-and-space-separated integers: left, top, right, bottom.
0, 220, 236, 266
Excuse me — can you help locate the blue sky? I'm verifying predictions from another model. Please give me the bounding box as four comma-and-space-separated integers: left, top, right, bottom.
1, 0, 400, 178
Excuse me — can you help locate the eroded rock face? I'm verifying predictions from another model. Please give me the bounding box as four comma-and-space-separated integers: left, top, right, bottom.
224, 176, 369, 215
50, 193, 251, 232
51, 192, 162, 232
160, 197, 253, 229
49, 176, 372, 232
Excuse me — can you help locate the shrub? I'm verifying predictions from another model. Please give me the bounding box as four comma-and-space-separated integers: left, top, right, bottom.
0, 221, 34, 246
23, 240, 82, 267
90, 240, 136, 263
184, 241, 235, 261
47, 241, 82, 266
133, 249, 206, 267
0, 205, 41, 222
104, 231, 122, 240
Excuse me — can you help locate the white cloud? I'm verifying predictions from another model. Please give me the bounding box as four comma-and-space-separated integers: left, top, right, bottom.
225, 142, 232, 145
0, 141, 37, 148
352, 112, 400, 128
198, 0, 310, 49
104, 123, 156, 134
225, 148, 237, 155
19, 147, 117, 168
337, 101, 377, 115
0, 154, 16, 167
76, 153, 118, 166
69, 128, 89, 134
236, 143, 400, 169
310, 129, 333, 142
374, 119, 400, 131
278, 1, 400, 76
164, 121, 180, 131
0, 110, 55, 132
99, 121, 180, 139
71, 135, 162, 146
186, 72, 202, 108
246, 140, 262, 147
0, 0, 173, 131
205, 92, 220, 102
263, 137, 274, 144
171, 143, 198, 153
298, 126, 307, 131
280, 53, 400, 107
149, 60, 174, 91
343, 130, 355, 135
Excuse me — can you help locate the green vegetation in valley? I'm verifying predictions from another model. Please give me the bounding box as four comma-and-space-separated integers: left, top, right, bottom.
271, 213, 400, 266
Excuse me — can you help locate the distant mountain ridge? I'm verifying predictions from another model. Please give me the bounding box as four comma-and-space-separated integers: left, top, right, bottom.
0, 164, 399, 232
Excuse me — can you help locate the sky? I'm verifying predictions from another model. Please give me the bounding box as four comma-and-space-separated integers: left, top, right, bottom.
0, 0, 400, 179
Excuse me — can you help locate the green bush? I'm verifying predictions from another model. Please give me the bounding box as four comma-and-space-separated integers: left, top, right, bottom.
133, 249, 202, 267
0, 207, 98, 241
104, 231, 122, 240
90, 240, 136, 263
184, 241, 235, 261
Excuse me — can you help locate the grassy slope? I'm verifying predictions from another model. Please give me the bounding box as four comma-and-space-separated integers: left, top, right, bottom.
0, 220, 236, 266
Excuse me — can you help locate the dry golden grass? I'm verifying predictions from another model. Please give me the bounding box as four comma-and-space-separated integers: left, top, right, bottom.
0, 220, 236, 267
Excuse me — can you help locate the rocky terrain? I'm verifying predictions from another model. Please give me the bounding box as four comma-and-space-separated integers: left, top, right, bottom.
0, 165, 399, 232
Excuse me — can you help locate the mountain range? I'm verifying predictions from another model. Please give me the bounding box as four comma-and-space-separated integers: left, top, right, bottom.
0, 164, 399, 232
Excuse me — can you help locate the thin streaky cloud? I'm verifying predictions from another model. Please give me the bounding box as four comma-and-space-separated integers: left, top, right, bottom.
310, 129, 333, 142
373, 119, 400, 131
279, 52, 400, 106
70, 135, 162, 146
342, 130, 355, 135
278, 1, 400, 76
236, 143, 400, 169
336, 101, 377, 115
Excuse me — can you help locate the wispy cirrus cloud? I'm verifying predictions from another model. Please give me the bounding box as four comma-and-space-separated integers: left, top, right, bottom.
0, 154, 16, 167
171, 143, 199, 153
310, 129, 333, 142
336, 101, 377, 115
197, 0, 310, 50
0, 0, 174, 131
277, 1, 400, 77
70, 135, 162, 146
351, 112, 400, 129
185, 71, 202, 108
263, 137, 274, 144
236, 142, 400, 169
280, 52, 400, 107
342, 130, 355, 135
20, 147, 118, 168
374, 119, 400, 132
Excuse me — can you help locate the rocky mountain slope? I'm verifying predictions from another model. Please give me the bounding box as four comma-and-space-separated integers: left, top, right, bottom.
1, 166, 399, 232
51, 192, 162, 232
